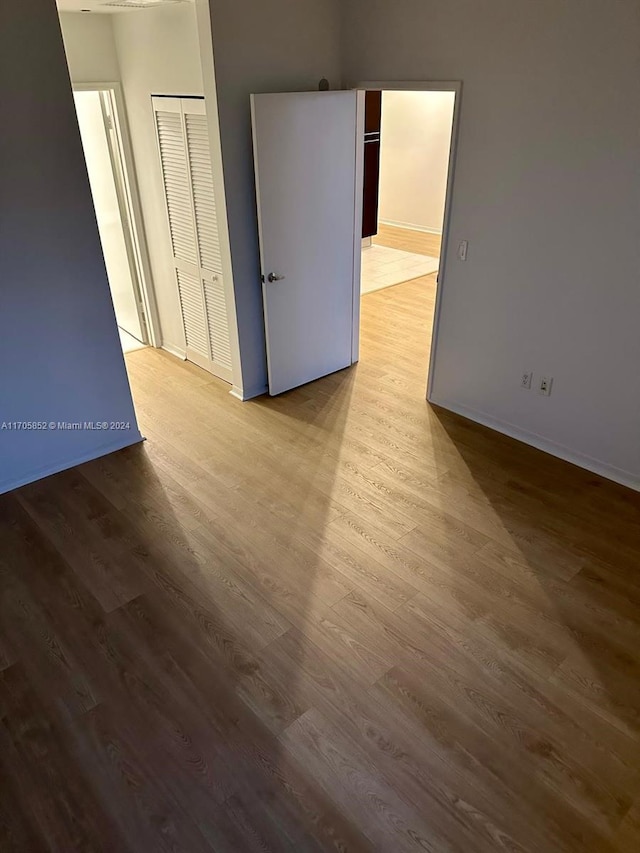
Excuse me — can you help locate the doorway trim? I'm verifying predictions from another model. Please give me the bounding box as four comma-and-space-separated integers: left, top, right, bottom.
73, 81, 161, 349
351, 80, 463, 401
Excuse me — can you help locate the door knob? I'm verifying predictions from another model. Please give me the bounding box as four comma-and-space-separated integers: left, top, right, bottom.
267, 272, 286, 283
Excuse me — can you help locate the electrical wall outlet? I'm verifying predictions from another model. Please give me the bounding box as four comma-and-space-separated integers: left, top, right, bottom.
539, 376, 554, 396
521, 371, 533, 390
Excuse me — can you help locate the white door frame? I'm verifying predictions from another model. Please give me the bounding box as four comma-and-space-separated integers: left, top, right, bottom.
73, 81, 160, 348
194, 0, 244, 398
351, 80, 463, 401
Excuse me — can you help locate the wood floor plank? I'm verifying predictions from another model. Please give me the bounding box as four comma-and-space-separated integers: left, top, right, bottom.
334, 580, 638, 841
188, 498, 354, 614
1, 224, 640, 850
71, 702, 217, 853
0, 503, 100, 717
80, 444, 220, 532
614, 799, 640, 852
0, 626, 17, 673
16, 473, 147, 612
398, 595, 640, 792
263, 629, 529, 853
0, 666, 130, 852
550, 652, 640, 739
0, 744, 50, 853
374, 224, 442, 258
370, 667, 618, 853
293, 522, 419, 611
113, 594, 374, 852
280, 706, 459, 853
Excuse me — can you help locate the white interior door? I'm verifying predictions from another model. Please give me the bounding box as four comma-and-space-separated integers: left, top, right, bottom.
74, 90, 145, 343
251, 91, 361, 396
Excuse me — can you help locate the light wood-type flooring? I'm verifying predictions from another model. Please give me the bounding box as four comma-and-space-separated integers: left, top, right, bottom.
1, 228, 640, 851
374, 222, 443, 258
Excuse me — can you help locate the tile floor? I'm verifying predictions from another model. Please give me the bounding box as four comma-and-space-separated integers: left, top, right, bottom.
361, 244, 439, 295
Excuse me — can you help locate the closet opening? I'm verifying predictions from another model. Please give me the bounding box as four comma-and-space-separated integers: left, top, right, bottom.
73, 85, 153, 356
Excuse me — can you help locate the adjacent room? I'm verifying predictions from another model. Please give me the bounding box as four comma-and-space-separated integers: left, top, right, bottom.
360, 88, 456, 383
73, 86, 149, 354
57, 0, 235, 379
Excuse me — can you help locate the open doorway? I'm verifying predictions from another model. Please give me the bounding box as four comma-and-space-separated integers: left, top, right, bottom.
56, 0, 239, 392
250, 85, 460, 399
73, 85, 152, 356
358, 86, 457, 390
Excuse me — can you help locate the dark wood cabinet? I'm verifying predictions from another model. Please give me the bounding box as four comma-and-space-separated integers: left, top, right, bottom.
362, 91, 382, 240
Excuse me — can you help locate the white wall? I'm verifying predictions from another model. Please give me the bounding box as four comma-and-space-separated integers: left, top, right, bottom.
379, 91, 455, 235
206, 0, 343, 398
74, 90, 144, 341
58, 11, 120, 83
342, 0, 640, 488
0, 0, 141, 495
112, 5, 205, 356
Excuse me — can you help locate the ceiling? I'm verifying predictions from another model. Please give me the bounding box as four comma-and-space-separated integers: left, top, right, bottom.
56, 0, 192, 13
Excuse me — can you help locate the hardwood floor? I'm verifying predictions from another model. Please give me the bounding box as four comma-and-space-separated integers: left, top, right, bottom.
374, 223, 442, 258
2, 272, 640, 850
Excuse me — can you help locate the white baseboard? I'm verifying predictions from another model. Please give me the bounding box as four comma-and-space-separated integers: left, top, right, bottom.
161, 343, 186, 360
230, 383, 269, 401
379, 218, 442, 236
0, 432, 145, 496
432, 396, 640, 493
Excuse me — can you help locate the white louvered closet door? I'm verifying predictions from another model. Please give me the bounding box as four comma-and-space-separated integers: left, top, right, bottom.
153, 96, 233, 383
